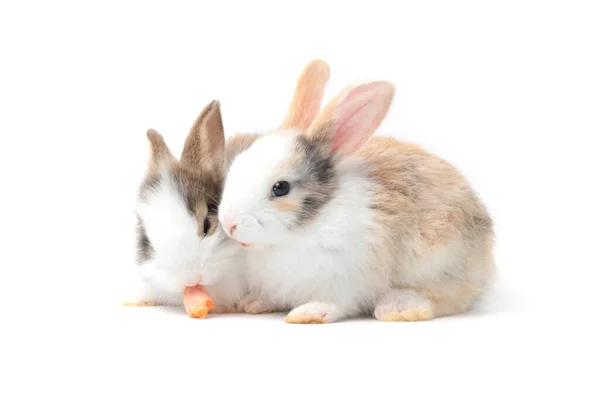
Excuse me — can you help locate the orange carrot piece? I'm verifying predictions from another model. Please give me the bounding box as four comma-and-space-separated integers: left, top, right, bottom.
183, 285, 215, 319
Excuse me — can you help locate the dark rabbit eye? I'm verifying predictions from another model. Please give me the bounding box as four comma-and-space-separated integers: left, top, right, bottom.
272, 181, 290, 197
203, 217, 211, 236
207, 202, 218, 214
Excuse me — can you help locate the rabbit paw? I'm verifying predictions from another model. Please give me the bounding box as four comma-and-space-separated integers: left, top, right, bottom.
285, 302, 341, 324
239, 296, 277, 314
374, 289, 434, 322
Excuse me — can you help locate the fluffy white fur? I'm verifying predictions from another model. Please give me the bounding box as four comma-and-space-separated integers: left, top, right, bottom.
123, 172, 247, 308
220, 132, 302, 245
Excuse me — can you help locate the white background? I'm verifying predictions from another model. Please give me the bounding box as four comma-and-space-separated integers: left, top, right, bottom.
1, 1, 599, 399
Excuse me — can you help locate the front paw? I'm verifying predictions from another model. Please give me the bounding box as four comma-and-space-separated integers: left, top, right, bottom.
239, 296, 277, 314
285, 302, 341, 324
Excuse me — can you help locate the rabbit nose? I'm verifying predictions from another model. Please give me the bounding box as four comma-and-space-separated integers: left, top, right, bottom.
227, 223, 237, 237
220, 215, 237, 237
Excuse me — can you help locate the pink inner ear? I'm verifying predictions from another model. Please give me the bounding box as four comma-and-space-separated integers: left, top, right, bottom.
329, 82, 390, 156
331, 99, 371, 155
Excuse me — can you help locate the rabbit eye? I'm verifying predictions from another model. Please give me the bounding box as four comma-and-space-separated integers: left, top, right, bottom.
203, 217, 211, 236
207, 202, 218, 214
272, 181, 290, 197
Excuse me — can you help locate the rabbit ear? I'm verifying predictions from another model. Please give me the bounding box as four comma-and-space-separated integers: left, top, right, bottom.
306, 80, 395, 157
280, 59, 330, 132
146, 128, 174, 170
181, 100, 225, 173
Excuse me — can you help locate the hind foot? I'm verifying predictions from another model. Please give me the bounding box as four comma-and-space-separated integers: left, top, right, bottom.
374, 289, 434, 322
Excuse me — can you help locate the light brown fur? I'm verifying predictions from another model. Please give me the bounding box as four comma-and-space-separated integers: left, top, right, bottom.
281, 59, 330, 132
181, 100, 225, 174
358, 137, 495, 319
421, 282, 483, 317
273, 197, 302, 212
146, 129, 175, 173
359, 137, 485, 257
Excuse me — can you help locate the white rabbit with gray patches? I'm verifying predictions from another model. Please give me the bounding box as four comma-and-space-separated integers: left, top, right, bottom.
218, 60, 496, 323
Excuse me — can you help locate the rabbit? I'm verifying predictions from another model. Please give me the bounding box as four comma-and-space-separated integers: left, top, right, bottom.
118, 59, 330, 313
217, 60, 496, 323
119, 100, 248, 313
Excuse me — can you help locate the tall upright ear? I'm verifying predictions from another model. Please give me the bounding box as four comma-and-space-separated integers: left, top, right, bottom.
280, 59, 330, 132
306, 81, 395, 157
146, 129, 174, 171
181, 100, 225, 173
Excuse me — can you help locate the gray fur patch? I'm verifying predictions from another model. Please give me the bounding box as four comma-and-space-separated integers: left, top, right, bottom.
135, 216, 153, 264
290, 136, 337, 227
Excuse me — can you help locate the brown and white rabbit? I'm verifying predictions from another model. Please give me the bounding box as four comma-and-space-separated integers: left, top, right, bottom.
218, 60, 496, 323
120, 101, 247, 312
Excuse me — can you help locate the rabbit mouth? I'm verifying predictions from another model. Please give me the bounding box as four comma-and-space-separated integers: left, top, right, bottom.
239, 242, 251, 248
